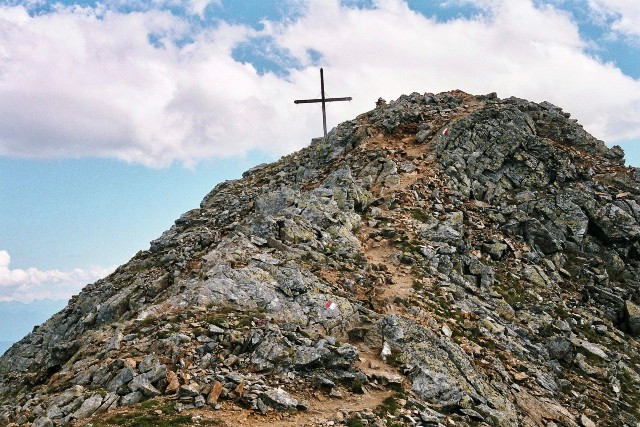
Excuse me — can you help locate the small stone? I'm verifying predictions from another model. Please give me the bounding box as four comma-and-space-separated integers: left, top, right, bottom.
415, 128, 431, 143
460, 408, 484, 420
208, 324, 225, 334
106, 331, 123, 351
178, 383, 201, 398
481, 318, 505, 334
165, 371, 180, 394
32, 417, 54, 427
194, 395, 206, 408
580, 340, 609, 361
580, 414, 596, 427
546, 336, 574, 362
123, 358, 137, 370
330, 388, 343, 398
207, 381, 223, 405
441, 324, 453, 337
513, 372, 529, 382
624, 300, 640, 336
381, 341, 392, 361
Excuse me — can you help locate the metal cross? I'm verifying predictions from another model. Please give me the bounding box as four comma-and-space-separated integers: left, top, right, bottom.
294, 68, 352, 141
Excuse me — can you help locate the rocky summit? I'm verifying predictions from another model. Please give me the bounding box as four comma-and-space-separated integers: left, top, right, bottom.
2, 90, 640, 427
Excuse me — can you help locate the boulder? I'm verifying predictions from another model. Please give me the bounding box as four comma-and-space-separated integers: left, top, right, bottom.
106, 367, 135, 393
129, 375, 161, 397
71, 394, 103, 420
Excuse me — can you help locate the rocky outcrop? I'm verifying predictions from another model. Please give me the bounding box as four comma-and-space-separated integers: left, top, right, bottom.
2, 90, 640, 426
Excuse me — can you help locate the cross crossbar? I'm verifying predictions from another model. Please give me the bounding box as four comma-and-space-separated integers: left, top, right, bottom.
294, 97, 352, 104
294, 68, 352, 141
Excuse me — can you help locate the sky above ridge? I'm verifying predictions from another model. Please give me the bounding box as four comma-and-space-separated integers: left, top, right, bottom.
0, 0, 639, 302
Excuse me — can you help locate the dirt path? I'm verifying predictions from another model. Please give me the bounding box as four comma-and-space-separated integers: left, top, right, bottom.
205, 387, 393, 427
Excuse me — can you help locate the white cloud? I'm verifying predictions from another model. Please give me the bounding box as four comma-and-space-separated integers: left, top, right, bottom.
0, 250, 115, 303
0, 0, 639, 167
187, 0, 219, 18
271, 0, 640, 141
588, 0, 640, 39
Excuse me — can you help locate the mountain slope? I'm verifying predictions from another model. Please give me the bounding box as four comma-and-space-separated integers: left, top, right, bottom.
2, 91, 640, 426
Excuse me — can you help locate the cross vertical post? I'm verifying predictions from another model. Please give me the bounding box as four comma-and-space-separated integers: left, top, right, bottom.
320, 68, 327, 140
294, 68, 352, 141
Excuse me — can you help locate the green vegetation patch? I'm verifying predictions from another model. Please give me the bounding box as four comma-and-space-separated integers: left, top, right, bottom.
93, 413, 193, 427
205, 305, 267, 329
87, 399, 222, 427
411, 208, 430, 223
346, 418, 366, 427
385, 347, 405, 368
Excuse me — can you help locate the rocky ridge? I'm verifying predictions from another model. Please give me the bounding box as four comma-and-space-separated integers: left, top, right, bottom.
2, 90, 640, 426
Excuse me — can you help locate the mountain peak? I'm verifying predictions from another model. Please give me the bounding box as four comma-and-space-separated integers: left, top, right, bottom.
2, 91, 639, 427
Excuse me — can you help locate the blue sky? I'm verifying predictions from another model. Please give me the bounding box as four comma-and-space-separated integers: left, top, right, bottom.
0, 0, 639, 302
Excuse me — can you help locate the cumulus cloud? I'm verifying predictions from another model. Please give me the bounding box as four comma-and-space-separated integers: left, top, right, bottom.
0, 250, 115, 303
0, 0, 639, 167
588, 0, 640, 39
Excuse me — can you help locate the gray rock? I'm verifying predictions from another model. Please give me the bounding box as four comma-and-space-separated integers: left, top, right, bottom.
119, 391, 143, 406
481, 242, 508, 260
129, 375, 161, 397
255, 187, 296, 216
142, 363, 167, 383
32, 417, 54, 427
380, 315, 518, 424
545, 336, 574, 362
178, 384, 201, 398
260, 387, 300, 411
71, 394, 103, 420
591, 202, 640, 242
106, 331, 123, 351
580, 414, 596, 427
194, 395, 206, 408
138, 353, 159, 373
579, 340, 609, 361
415, 128, 432, 143
624, 300, 640, 336
106, 367, 135, 393
293, 346, 330, 369
524, 219, 563, 254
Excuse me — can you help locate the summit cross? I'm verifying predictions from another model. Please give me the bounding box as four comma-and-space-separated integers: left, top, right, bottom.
294, 68, 352, 141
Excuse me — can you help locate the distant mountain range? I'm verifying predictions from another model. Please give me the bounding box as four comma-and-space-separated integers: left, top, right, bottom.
0, 299, 67, 355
